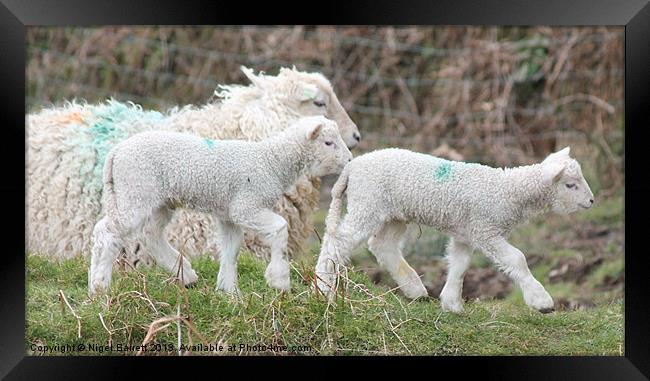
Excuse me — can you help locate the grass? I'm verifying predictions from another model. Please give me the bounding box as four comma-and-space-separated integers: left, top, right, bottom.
27, 193, 624, 356
26, 252, 623, 356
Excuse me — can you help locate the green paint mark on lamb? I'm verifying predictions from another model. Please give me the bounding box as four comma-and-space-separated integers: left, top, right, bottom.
435, 161, 453, 182
204, 138, 215, 149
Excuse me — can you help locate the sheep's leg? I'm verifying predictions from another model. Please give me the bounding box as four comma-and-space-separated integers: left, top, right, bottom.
143, 208, 198, 286
368, 221, 428, 300
479, 238, 554, 313
215, 219, 244, 294
315, 214, 381, 299
439, 238, 473, 313
238, 209, 291, 291
88, 216, 124, 296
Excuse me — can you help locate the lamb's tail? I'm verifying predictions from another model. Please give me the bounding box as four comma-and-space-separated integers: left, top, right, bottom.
325, 165, 350, 237
102, 147, 119, 222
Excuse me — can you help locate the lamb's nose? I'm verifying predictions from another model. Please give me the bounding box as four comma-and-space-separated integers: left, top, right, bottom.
353, 132, 361, 142
589, 199, 594, 204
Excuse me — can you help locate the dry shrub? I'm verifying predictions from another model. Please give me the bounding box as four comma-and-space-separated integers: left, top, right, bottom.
27, 26, 623, 194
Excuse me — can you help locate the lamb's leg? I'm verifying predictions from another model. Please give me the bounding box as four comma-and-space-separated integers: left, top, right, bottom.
238, 209, 291, 291
143, 208, 198, 286
439, 238, 473, 313
126, 241, 155, 269
368, 221, 428, 300
480, 237, 554, 313
315, 214, 381, 299
88, 216, 124, 296
215, 219, 244, 294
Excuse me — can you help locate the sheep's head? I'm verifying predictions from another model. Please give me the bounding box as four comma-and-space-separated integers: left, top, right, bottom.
541, 147, 595, 214
241, 66, 361, 149
292, 115, 352, 177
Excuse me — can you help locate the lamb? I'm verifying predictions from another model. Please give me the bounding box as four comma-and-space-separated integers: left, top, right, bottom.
27, 66, 360, 268
89, 116, 352, 296
315, 147, 594, 313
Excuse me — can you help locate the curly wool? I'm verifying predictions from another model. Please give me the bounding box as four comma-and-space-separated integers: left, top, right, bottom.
316, 147, 594, 312
88, 117, 352, 295
104, 119, 349, 228
325, 148, 590, 245
27, 66, 358, 262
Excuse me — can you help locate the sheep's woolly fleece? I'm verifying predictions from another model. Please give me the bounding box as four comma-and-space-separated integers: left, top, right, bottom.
27, 66, 359, 263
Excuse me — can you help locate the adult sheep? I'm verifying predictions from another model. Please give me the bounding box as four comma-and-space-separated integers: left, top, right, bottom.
27, 66, 360, 265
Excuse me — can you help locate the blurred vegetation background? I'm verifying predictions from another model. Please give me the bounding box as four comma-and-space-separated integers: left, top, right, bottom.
27, 26, 624, 310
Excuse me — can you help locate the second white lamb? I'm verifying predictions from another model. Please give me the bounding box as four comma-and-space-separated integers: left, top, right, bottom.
315, 147, 594, 313
89, 116, 352, 296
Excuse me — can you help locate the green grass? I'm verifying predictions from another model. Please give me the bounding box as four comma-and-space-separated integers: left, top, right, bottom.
27, 253, 623, 356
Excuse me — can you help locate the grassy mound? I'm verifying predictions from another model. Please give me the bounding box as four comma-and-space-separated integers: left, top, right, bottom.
27, 253, 622, 356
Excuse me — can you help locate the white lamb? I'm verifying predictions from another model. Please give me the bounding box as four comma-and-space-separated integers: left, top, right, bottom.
89, 116, 352, 296
315, 147, 594, 313
27, 66, 360, 267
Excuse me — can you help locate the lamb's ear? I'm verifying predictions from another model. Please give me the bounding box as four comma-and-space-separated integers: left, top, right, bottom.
542, 160, 566, 184
543, 146, 571, 163
307, 122, 324, 140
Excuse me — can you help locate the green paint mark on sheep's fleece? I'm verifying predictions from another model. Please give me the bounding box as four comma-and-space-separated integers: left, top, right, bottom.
435, 161, 453, 182
204, 138, 215, 149
88, 100, 165, 178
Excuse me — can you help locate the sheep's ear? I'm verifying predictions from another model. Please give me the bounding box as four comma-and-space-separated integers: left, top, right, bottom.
542, 161, 566, 184
307, 122, 324, 140
543, 146, 571, 163
279, 66, 297, 75
241, 66, 264, 87
297, 83, 321, 102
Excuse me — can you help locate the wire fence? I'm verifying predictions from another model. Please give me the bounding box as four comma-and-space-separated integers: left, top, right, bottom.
26, 26, 624, 195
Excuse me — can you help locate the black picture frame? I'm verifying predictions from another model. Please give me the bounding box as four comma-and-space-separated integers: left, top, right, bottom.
3, 0, 649, 379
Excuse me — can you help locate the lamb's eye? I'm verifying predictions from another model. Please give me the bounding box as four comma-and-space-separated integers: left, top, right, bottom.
324, 141, 334, 146
566, 183, 576, 189
313, 100, 326, 108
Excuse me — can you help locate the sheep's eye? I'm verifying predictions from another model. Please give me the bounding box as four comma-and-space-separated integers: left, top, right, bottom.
324, 141, 334, 146
313, 100, 326, 108
565, 183, 576, 189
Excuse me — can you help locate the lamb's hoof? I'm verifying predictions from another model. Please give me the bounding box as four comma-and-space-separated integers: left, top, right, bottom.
323, 291, 336, 302
265, 261, 291, 291
179, 268, 199, 286
88, 287, 102, 298
524, 289, 554, 312
215, 275, 240, 295
441, 303, 465, 314
216, 285, 241, 297
184, 282, 197, 289
319, 287, 337, 302
402, 284, 429, 300
88, 277, 109, 298
440, 287, 465, 313
440, 297, 465, 314
313, 279, 335, 302
267, 276, 291, 291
